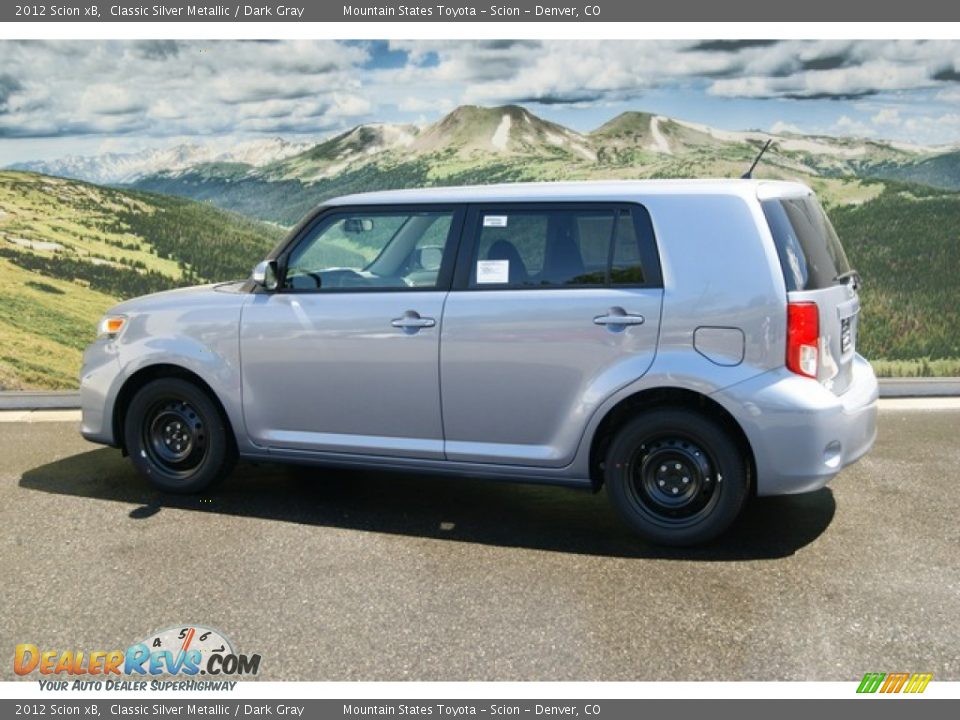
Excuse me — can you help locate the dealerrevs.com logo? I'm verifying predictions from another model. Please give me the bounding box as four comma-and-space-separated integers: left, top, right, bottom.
857, 672, 933, 694
14, 625, 261, 689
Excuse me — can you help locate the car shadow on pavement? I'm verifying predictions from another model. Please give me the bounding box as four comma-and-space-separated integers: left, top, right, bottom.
20, 448, 835, 561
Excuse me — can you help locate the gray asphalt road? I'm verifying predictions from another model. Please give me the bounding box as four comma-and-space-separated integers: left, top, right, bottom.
1, 409, 959, 682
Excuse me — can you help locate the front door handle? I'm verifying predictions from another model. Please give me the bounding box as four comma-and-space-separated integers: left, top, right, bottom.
391, 311, 436, 331
594, 307, 645, 327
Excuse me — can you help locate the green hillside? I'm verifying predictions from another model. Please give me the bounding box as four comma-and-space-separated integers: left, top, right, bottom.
859, 151, 960, 192
0, 172, 282, 389
830, 185, 960, 367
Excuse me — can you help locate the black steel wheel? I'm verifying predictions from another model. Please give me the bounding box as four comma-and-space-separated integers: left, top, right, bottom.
124, 378, 236, 494
143, 398, 207, 476
605, 408, 748, 546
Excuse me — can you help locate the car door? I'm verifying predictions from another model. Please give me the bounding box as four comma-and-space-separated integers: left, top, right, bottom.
440, 202, 664, 467
240, 205, 464, 459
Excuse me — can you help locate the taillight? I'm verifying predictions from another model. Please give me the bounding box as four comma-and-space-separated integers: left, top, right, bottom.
787, 302, 819, 379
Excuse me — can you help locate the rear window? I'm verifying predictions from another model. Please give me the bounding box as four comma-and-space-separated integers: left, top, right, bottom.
761, 196, 851, 291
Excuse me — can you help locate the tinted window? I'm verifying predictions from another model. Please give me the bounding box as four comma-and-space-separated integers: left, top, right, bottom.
610, 211, 644, 284
284, 210, 456, 291
470, 206, 652, 288
762, 196, 851, 291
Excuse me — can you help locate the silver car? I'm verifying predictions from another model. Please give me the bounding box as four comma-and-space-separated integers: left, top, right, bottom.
80, 180, 878, 545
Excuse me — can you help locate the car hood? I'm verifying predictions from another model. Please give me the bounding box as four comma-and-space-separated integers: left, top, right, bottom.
107, 281, 248, 316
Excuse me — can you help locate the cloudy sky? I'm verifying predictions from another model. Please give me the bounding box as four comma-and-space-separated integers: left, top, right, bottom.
1, 39, 959, 163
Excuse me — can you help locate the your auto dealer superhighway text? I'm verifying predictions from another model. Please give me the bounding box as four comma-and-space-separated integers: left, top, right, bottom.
111, 5, 306, 17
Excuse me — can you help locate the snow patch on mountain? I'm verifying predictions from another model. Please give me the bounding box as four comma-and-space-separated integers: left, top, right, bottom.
648, 116, 672, 155
544, 131, 566, 147
671, 118, 770, 145
491, 114, 512, 150
776, 137, 867, 158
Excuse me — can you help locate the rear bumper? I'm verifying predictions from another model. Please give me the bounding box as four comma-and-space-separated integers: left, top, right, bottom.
79, 340, 123, 447
713, 354, 879, 496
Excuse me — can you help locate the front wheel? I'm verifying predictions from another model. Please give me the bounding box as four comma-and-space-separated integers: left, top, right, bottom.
605, 408, 749, 546
124, 378, 236, 494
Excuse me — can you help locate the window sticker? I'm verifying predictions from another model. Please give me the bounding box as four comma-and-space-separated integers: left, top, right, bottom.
476, 260, 510, 284
483, 215, 508, 228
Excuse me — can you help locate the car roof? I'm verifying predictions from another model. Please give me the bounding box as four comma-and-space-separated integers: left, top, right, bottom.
325, 179, 812, 206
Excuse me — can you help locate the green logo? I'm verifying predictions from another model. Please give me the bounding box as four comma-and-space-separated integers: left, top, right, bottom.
857, 672, 931, 694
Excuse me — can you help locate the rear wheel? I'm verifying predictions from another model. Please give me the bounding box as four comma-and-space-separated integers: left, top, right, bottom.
124, 378, 236, 494
605, 408, 748, 546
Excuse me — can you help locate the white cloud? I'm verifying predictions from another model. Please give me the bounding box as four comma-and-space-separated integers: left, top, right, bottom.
2, 39, 960, 149
390, 39, 960, 107
835, 115, 872, 135
397, 96, 453, 113
935, 86, 960, 103
330, 93, 372, 117
80, 84, 144, 116
708, 61, 934, 99
871, 108, 901, 126
148, 99, 185, 121
0, 40, 369, 139
896, 113, 960, 145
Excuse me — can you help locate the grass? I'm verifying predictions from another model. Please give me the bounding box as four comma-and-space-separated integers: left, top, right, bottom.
0, 255, 116, 388
871, 358, 960, 378
0, 172, 184, 279
831, 184, 960, 362
0, 171, 280, 390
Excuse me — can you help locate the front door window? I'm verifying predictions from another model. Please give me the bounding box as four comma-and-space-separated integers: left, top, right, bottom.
283, 210, 457, 291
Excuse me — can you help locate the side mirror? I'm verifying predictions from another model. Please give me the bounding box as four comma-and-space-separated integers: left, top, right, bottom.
251, 260, 279, 291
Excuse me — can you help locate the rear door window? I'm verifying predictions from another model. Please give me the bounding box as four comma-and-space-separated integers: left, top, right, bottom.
762, 196, 852, 291
466, 204, 660, 289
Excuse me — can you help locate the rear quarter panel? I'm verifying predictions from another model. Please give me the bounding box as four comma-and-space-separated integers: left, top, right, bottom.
568, 192, 788, 476
648, 193, 787, 382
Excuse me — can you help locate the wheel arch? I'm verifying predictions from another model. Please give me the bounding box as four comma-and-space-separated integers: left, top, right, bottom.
113, 363, 236, 455
587, 386, 756, 493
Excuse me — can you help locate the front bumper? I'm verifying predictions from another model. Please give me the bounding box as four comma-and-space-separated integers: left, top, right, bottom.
79, 339, 123, 447
712, 354, 879, 496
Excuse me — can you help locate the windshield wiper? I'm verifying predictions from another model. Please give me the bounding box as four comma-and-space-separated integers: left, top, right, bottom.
834, 269, 861, 290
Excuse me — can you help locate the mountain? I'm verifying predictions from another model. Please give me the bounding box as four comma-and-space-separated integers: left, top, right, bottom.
260, 123, 419, 182
8, 138, 313, 185
408, 105, 596, 160
16, 106, 960, 206
120, 105, 960, 227
859, 150, 960, 191
592, 111, 726, 157
0, 171, 282, 389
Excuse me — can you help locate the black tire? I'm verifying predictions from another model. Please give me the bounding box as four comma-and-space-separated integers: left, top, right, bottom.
605, 408, 748, 546
124, 378, 236, 494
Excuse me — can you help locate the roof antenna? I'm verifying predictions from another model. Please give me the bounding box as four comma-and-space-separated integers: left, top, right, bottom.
741, 139, 773, 179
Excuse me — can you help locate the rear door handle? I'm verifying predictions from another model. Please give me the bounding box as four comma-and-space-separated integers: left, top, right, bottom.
594, 307, 645, 327
391, 311, 436, 330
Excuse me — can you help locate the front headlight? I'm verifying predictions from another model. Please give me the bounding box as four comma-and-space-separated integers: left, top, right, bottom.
96, 314, 127, 339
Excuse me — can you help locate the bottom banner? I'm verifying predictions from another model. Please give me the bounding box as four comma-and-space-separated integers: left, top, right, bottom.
0, 699, 956, 720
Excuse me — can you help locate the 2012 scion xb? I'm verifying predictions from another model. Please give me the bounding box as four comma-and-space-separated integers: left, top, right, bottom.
80, 180, 878, 545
